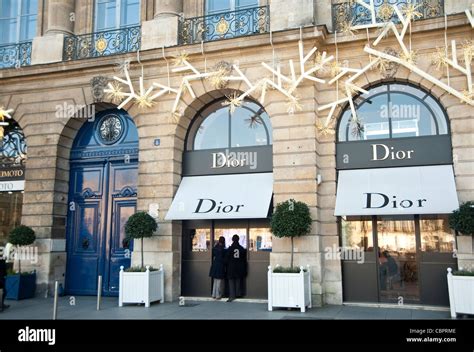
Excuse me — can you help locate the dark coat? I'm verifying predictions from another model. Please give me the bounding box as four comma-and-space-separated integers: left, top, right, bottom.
226, 242, 247, 279
209, 244, 226, 279
0, 258, 6, 288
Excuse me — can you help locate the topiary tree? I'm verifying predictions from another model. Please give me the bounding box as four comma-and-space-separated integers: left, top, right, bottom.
449, 201, 474, 236
8, 225, 36, 273
270, 199, 312, 269
125, 212, 158, 270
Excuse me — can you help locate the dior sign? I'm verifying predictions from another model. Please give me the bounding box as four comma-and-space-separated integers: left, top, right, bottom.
183, 145, 272, 176
212, 149, 257, 170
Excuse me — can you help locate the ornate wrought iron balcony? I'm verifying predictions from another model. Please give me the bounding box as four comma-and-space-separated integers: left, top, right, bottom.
0, 41, 32, 69
63, 26, 141, 61
332, 0, 444, 33
179, 6, 270, 45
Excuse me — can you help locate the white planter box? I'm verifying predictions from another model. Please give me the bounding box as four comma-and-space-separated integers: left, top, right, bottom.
119, 265, 164, 308
267, 265, 312, 312
447, 268, 474, 318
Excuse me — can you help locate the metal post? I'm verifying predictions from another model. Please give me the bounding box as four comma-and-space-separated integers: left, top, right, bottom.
97, 275, 102, 311
52, 281, 59, 320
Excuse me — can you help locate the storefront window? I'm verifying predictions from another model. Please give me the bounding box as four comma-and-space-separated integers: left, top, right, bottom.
420, 216, 455, 253
214, 228, 247, 248
338, 83, 448, 142
189, 98, 272, 151
249, 227, 272, 252
190, 228, 211, 252
341, 217, 373, 251
0, 192, 22, 242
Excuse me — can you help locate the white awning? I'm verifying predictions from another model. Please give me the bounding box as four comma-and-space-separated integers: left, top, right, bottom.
165, 173, 273, 220
334, 165, 459, 216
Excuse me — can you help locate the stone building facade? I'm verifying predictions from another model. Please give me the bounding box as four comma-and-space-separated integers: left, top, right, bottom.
0, 0, 473, 306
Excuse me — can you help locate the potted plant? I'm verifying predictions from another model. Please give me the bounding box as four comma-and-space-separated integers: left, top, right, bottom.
268, 199, 312, 312
447, 268, 474, 318
5, 225, 37, 300
119, 212, 164, 307
449, 201, 474, 257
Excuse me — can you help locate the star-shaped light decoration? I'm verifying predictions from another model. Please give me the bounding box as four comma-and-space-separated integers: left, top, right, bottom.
0, 106, 13, 140
400, 50, 417, 66
329, 61, 343, 78
172, 51, 189, 67
223, 92, 243, 114
316, 120, 336, 137
169, 108, 184, 124
207, 67, 229, 89
106, 82, 126, 104
339, 19, 358, 37
286, 96, 303, 115
431, 48, 449, 71
372, 57, 390, 75
462, 40, 474, 64
314, 52, 328, 73
401, 2, 423, 21
135, 94, 155, 109
461, 88, 474, 104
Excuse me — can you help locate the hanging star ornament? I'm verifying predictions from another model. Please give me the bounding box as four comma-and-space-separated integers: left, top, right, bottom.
400, 50, 417, 66
316, 120, 336, 136
106, 82, 126, 104
286, 96, 303, 115
0, 106, 14, 120
223, 93, 243, 114
172, 51, 190, 67
431, 48, 449, 71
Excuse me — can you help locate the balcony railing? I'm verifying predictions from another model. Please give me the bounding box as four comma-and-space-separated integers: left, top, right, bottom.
332, 0, 444, 32
0, 41, 32, 69
63, 26, 141, 61
179, 5, 270, 45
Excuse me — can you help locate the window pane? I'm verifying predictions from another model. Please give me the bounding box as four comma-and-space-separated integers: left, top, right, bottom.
194, 106, 229, 150
351, 94, 389, 141
214, 228, 247, 249
236, 0, 258, 9
0, 18, 18, 44
389, 93, 434, 138
96, 0, 117, 30
341, 218, 373, 251
0, 192, 23, 243
21, 0, 37, 15
249, 227, 272, 252
420, 216, 455, 253
19, 14, 36, 41
0, 0, 19, 18
231, 104, 271, 148
120, 0, 140, 26
206, 0, 231, 14
190, 228, 211, 252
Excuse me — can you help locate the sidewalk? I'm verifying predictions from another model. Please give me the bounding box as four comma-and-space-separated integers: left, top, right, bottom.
0, 296, 468, 320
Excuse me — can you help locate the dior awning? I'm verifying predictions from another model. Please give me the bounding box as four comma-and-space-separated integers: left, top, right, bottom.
334, 165, 459, 216
165, 173, 273, 220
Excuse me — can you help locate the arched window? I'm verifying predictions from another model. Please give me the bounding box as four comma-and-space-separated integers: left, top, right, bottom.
186, 98, 272, 151
338, 83, 449, 142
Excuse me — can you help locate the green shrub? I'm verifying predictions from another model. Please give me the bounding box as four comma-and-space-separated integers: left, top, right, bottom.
125, 212, 158, 270
273, 266, 307, 274
8, 225, 36, 273
453, 270, 474, 276
270, 199, 312, 269
124, 266, 158, 273
448, 202, 474, 236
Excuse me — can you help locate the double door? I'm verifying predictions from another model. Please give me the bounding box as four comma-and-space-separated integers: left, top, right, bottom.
182, 219, 272, 299
65, 158, 137, 296
341, 215, 457, 306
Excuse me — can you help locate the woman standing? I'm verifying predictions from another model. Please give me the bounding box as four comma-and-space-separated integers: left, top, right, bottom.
209, 236, 226, 300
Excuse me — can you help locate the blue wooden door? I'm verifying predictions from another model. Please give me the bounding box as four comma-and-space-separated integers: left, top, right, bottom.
66, 110, 139, 296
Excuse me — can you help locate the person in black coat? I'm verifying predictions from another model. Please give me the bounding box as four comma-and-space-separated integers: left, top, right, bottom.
226, 234, 247, 302
0, 251, 7, 312
209, 236, 226, 299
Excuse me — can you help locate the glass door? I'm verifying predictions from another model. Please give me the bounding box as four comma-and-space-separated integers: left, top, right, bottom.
376, 217, 420, 303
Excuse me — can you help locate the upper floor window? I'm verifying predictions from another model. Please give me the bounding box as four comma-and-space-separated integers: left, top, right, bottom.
187, 98, 272, 151
0, 0, 38, 45
95, 0, 140, 31
338, 83, 448, 142
206, 0, 259, 15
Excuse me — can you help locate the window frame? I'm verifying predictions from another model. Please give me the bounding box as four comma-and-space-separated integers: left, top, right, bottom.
94, 0, 141, 32
0, 0, 38, 45
205, 0, 260, 15
186, 97, 272, 151
336, 82, 450, 143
